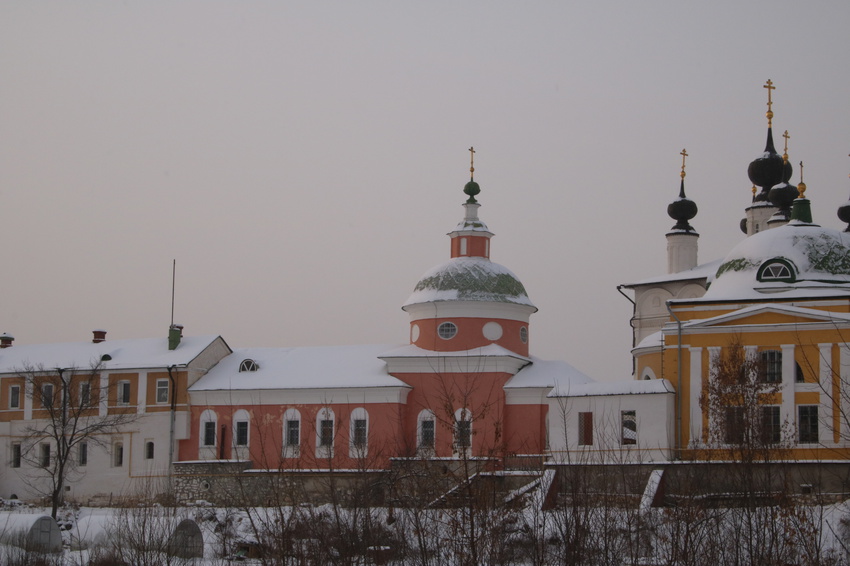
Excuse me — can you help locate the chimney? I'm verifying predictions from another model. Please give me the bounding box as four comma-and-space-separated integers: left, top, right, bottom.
92, 329, 107, 343
0, 333, 14, 348
168, 324, 183, 351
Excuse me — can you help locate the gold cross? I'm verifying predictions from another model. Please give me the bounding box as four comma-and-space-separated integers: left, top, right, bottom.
782, 130, 790, 162
680, 148, 688, 179
468, 146, 475, 178
764, 79, 775, 126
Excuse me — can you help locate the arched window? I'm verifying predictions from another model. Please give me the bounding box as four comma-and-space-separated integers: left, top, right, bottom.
454, 408, 472, 456
757, 259, 796, 283
145, 441, 155, 460
199, 409, 218, 458
232, 409, 250, 456
349, 407, 369, 458
282, 408, 301, 458
316, 407, 335, 459
417, 409, 436, 453
239, 359, 259, 372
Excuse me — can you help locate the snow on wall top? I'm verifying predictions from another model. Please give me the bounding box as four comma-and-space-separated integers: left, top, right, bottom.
403, 257, 535, 308
379, 342, 530, 361
0, 335, 223, 373
504, 357, 593, 389
547, 379, 675, 398
189, 344, 410, 391
702, 223, 850, 300
623, 259, 722, 288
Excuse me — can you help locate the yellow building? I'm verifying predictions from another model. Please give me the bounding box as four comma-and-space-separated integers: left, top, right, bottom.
625, 83, 850, 461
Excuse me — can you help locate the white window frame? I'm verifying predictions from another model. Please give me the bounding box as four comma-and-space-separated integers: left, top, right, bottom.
41, 383, 54, 409
9, 385, 20, 409
40, 443, 51, 468
155, 379, 169, 404
144, 440, 155, 460
232, 409, 250, 457
79, 382, 91, 407
11, 442, 21, 468
79, 442, 88, 466
349, 407, 369, 458
113, 441, 124, 467
316, 408, 335, 459
282, 408, 301, 458
199, 409, 218, 458
117, 380, 131, 405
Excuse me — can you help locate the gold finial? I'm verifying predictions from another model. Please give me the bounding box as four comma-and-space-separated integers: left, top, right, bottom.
798, 160, 806, 198
752, 185, 757, 197
782, 130, 790, 163
468, 146, 475, 179
764, 79, 775, 127
680, 148, 688, 179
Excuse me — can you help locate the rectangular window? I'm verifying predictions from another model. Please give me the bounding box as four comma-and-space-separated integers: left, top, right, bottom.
79, 443, 88, 467
760, 350, 782, 383
285, 420, 300, 447
725, 407, 745, 444
11, 443, 21, 468
117, 381, 131, 405
203, 421, 216, 447
41, 384, 54, 409
578, 412, 593, 446
235, 421, 249, 446
320, 419, 334, 447
40, 443, 50, 468
353, 419, 367, 448
420, 420, 435, 448
145, 441, 154, 460
79, 382, 91, 407
9, 385, 20, 409
113, 443, 123, 467
155, 379, 169, 404
761, 406, 781, 444
621, 410, 637, 445
799, 406, 819, 444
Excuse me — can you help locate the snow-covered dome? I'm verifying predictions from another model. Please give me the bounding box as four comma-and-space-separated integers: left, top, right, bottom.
403, 257, 536, 308
705, 222, 850, 299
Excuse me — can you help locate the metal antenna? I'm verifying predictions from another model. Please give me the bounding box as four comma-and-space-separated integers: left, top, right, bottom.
170, 259, 176, 327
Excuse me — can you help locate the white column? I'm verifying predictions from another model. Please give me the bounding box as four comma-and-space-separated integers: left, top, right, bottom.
689, 347, 703, 447
137, 372, 147, 414
781, 344, 795, 431
705, 347, 721, 446
99, 373, 109, 417
840, 344, 850, 445
23, 381, 32, 421
819, 344, 835, 446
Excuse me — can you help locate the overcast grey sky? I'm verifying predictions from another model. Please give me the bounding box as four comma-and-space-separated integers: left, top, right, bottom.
1, 2, 849, 382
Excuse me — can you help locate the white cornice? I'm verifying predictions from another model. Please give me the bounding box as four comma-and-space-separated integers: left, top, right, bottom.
190, 386, 411, 406
403, 301, 535, 322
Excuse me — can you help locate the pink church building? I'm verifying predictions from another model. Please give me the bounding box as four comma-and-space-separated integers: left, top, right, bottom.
180, 171, 590, 473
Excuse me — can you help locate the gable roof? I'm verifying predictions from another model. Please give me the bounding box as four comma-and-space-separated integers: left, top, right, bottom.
672, 303, 850, 332
0, 335, 226, 373
190, 344, 410, 391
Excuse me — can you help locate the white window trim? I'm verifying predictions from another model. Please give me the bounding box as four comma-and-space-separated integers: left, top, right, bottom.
9, 385, 20, 409
113, 441, 124, 467
199, 409, 218, 458
232, 409, 250, 455
117, 380, 131, 406
282, 408, 301, 458
155, 379, 169, 404
316, 408, 335, 459
349, 407, 369, 458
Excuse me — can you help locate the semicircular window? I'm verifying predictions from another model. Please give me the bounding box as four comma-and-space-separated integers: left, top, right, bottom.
239, 359, 259, 372
757, 259, 796, 283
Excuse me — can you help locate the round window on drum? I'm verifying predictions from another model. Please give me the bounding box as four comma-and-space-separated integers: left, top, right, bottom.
438, 322, 458, 340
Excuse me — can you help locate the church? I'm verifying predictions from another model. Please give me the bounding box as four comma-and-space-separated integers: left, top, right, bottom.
1, 82, 849, 503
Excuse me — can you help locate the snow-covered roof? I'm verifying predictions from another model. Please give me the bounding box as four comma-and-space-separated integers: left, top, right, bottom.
634, 331, 663, 350
190, 344, 410, 391
403, 257, 535, 308
548, 379, 675, 398
622, 259, 721, 288
700, 223, 850, 301
504, 357, 593, 389
0, 335, 224, 373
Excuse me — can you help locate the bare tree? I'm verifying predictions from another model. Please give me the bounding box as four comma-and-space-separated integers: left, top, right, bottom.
15, 362, 140, 518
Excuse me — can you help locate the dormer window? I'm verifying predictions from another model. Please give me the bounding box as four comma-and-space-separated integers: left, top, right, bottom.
757, 259, 796, 283
239, 359, 259, 372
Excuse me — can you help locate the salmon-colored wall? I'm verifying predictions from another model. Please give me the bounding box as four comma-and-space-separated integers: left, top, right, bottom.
450, 235, 490, 258
411, 317, 529, 356
180, 402, 404, 470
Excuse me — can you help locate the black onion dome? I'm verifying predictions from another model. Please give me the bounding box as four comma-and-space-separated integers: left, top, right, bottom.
838, 194, 850, 232
667, 180, 698, 231
740, 217, 748, 234
464, 180, 480, 203
747, 128, 787, 192
769, 181, 799, 210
